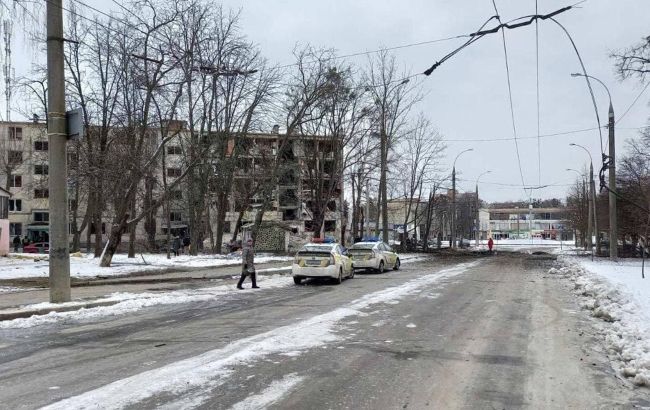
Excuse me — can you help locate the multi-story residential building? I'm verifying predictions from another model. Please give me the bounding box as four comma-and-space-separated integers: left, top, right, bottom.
0, 121, 344, 252
0, 121, 50, 245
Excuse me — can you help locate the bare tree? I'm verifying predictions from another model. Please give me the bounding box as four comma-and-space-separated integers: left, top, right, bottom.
363, 50, 421, 242
393, 115, 445, 250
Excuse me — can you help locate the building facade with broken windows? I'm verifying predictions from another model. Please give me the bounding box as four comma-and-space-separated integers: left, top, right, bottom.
0, 120, 344, 253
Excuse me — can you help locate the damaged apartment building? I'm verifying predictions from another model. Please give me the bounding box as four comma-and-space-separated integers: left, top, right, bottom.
221, 127, 345, 251
0, 120, 344, 252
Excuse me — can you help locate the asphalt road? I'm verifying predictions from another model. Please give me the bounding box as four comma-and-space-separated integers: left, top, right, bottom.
1, 253, 649, 409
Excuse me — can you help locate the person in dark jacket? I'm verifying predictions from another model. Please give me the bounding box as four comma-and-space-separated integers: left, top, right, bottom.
172, 236, 181, 257
12, 235, 20, 252
237, 238, 259, 289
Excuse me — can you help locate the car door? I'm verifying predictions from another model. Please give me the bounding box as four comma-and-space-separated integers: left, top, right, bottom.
339, 246, 352, 274
383, 243, 396, 265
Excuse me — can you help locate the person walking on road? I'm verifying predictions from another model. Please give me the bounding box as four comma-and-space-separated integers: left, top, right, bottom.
237, 238, 259, 289
172, 236, 181, 257
488, 237, 494, 253
12, 235, 20, 252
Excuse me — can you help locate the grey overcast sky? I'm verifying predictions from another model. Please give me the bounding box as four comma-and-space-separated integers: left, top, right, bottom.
11, 0, 650, 202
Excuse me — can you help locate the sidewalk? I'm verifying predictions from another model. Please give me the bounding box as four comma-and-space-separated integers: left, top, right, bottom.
0, 261, 291, 321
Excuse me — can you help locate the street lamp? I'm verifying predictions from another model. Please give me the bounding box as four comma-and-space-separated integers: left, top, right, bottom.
451, 148, 473, 249
570, 143, 599, 257
571, 72, 617, 260
475, 170, 491, 246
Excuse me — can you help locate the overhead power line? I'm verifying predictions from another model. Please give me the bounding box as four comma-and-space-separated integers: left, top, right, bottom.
422, 3, 576, 76
491, 0, 528, 199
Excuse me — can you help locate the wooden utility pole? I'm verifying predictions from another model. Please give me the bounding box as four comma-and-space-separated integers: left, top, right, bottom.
47, 0, 70, 302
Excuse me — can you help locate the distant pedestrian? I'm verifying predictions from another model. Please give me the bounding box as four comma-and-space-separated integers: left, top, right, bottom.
172, 236, 181, 257
182, 235, 190, 254
488, 237, 494, 253
237, 238, 259, 289
12, 235, 20, 252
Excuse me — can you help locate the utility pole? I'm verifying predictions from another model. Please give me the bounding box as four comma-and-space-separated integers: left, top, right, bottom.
608, 101, 617, 260
365, 178, 371, 237
591, 161, 599, 256
380, 124, 388, 243
451, 167, 456, 248
47, 0, 70, 302
570, 73, 615, 259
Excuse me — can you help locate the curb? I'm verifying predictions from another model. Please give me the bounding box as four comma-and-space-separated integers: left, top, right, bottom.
0, 300, 121, 321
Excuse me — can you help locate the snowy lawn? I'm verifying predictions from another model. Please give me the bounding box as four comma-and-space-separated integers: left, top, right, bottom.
554, 257, 650, 386
0, 252, 292, 280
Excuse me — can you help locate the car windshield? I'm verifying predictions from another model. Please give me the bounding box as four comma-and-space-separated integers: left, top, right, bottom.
300, 244, 334, 253
351, 243, 376, 250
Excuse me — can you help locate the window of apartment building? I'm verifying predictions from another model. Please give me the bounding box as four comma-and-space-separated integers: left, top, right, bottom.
0, 196, 7, 219
169, 211, 183, 222
170, 190, 183, 200
8, 126, 22, 140
9, 174, 22, 188
34, 164, 49, 175
10, 222, 22, 236
33, 211, 49, 222
167, 168, 182, 178
67, 152, 79, 165
34, 189, 49, 199
34, 140, 49, 151
324, 220, 336, 232
9, 199, 22, 212
167, 145, 182, 155
8, 150, 22, 166
90, 222, 106, 235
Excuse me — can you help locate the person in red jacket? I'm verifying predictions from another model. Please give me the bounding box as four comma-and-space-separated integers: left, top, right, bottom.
487, 237, 494, 253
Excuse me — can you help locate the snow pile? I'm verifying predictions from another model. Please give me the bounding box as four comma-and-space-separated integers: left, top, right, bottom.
0, 275, 291, 329
552, 258, 650, 386
0, 253, 292, 280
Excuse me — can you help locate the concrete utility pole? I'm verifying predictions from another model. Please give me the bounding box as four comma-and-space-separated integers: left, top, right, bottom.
608, 101, 617, 260
451, 149, 473, 248
365, 178, 371, 237
570, 143, 598, 257
380, 124, 388, 243
475, 170, 491, 246
571, 73, 616, 260
47, 0, 70, 302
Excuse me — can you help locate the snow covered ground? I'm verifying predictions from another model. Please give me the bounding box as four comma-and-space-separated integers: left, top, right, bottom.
0, 252, 292, 280
553, 257, 650, 386
0, 274, 293, 329
0, 252, 427, 281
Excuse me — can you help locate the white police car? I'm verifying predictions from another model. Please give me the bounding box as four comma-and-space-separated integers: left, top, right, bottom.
292, 238, 354, 285
348, 238, 400, 273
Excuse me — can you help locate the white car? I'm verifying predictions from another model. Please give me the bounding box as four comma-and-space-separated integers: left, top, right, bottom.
292, 241, 354, 285
348, 240, 400, 273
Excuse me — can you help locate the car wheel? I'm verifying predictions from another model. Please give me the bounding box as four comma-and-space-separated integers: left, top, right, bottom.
293, 276, 302, 285
393, 258, 400, 271
377, 260, 385, 274
335, 268, 343, 285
